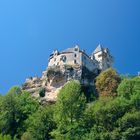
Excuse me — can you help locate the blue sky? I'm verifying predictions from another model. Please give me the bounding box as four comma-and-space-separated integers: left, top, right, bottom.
0, 0, 140, 94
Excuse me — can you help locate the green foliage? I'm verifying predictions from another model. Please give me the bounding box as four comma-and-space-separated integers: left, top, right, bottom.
0, 87, 19, 137
7, 86, 22, 95
0, 73, 140, 139
83, 95, 140, 140
117, 110, 140, 139
25, 106, 56, 140
96, 68, 121, 96
0, 87, 39, 138
39, 88, 46, 97
52, 80, 86, 139
81, 85, 97, 103
0, 134, 12, 140
117, 77, 140, 99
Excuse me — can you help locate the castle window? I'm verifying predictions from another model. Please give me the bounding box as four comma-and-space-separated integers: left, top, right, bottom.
54, 58, 56, 61
62, 56, 66, 62
74, 48, 78, 51
107, 64, 110, 67
98, 54, 102, 57
74, 60, 76, 64
63, 58, 66, 62
74, 54, 77, 57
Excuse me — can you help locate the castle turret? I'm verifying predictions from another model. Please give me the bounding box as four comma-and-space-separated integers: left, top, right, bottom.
92, 44, 113, 71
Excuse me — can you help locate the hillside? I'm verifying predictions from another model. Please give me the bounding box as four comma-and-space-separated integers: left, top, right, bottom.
0, 68, 140, 140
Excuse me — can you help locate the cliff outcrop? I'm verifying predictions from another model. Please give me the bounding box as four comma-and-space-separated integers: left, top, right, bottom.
22, 65, 83, 103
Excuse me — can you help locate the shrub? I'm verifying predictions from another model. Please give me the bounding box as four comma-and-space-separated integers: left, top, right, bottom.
39, 88, 46, 97
21, 132, 35, 140
117, 77, 140, 99
0, 134, 12, 140
96, 68, 121, 96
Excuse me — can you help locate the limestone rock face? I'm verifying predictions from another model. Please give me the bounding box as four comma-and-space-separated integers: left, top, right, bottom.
22, 65, 83, 103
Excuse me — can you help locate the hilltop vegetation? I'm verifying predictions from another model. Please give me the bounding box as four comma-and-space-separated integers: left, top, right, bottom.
0, 68, 140, 140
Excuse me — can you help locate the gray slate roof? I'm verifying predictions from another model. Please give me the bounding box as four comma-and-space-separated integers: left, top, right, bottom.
62, 48, 75, 53
93, 44, 103, 54
62, 45, 80, 53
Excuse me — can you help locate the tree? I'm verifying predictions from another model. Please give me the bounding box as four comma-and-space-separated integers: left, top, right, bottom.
83, 95, 140, 140
0, 86, 39, 138
25, 106, 56, 140
117, 77, 140, 99
15, 91, 39, 137
95, 68, 121, 96
0, 134, 12, 140
0, 87, 20, 137
52, 80, 86, 139
118, 110, 140, 140
0, 74, 140, 139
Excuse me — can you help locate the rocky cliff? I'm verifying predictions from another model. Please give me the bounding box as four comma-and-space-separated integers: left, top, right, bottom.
22, 65, 83, 103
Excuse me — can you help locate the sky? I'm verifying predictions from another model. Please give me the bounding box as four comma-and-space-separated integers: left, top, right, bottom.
0, 0, 140, 94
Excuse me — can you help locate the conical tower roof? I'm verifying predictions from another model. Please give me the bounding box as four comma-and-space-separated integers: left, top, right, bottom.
93, 44, 103, 54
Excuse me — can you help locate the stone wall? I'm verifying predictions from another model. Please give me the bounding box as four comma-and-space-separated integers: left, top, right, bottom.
94, 49, 113, 70
48, 49, 99, 73
81, 53, 98, 71
48, 51, 82, 67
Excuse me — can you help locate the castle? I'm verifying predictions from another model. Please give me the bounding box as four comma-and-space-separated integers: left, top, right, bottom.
48, 44, 113, 72
22, 44, 113, 103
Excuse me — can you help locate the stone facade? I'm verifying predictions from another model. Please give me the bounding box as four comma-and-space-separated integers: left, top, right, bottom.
22, 44, 113, 103
93, 44, 113, 70
48, 44, 113, 72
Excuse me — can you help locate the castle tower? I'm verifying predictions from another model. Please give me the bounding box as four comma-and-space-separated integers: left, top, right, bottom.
92, 44, 113, 71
